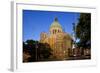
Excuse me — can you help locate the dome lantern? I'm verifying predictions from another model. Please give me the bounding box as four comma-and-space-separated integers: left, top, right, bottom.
54, 17, 58, 21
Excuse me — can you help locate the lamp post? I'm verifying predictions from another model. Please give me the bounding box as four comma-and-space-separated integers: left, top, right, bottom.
72, 22, 77, 57
35, 42, 38, 61
63, 50, 66, 60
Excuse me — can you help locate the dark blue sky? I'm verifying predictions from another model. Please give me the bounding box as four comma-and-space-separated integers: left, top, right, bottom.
23, 10, 80, 41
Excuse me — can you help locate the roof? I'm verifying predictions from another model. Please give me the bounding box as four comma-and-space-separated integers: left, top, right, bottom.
50, 17, 62, 29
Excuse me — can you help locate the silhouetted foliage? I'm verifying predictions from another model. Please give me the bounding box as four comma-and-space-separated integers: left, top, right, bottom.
23, 39, 53, 62
76, 13, 91, 48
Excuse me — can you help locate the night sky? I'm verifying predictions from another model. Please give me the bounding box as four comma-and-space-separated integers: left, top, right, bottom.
23, 10, 80, 41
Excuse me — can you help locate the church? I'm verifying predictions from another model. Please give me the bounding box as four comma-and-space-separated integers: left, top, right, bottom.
40, 17, 73, 60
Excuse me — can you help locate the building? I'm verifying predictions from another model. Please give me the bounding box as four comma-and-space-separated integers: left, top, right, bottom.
40, 17, 73, 60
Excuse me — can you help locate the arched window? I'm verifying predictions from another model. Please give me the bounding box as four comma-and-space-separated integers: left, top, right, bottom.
58, 30, 59, 33
58, 30, 60, 33
53, 30, 55, 34
55, 30, 56, 34
52, 29, 57, 34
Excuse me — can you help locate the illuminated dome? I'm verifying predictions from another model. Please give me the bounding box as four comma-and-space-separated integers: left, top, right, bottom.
50, 17, 62, 29
49, 17, 63, 35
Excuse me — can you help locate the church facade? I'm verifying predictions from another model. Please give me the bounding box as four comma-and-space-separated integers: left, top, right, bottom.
40, 17, 73, 60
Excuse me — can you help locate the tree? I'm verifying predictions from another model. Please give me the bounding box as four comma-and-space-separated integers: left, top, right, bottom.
38, 43, 52, 60
23, 39, 52, 62
76, 13, 91, 48
23, 40, 37, 62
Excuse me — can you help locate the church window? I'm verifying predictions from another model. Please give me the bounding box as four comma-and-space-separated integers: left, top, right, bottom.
58, 30, 61, 33
58, 30, 59, 32
53, 30, 55, 34
55, 30, 56, 34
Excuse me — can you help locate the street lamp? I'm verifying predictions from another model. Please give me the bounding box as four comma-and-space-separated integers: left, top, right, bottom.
63, 50, 66, 60
35, 42, 38, 61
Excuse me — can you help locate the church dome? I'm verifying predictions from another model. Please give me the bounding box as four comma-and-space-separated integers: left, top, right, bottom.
50, 17, 62, 29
